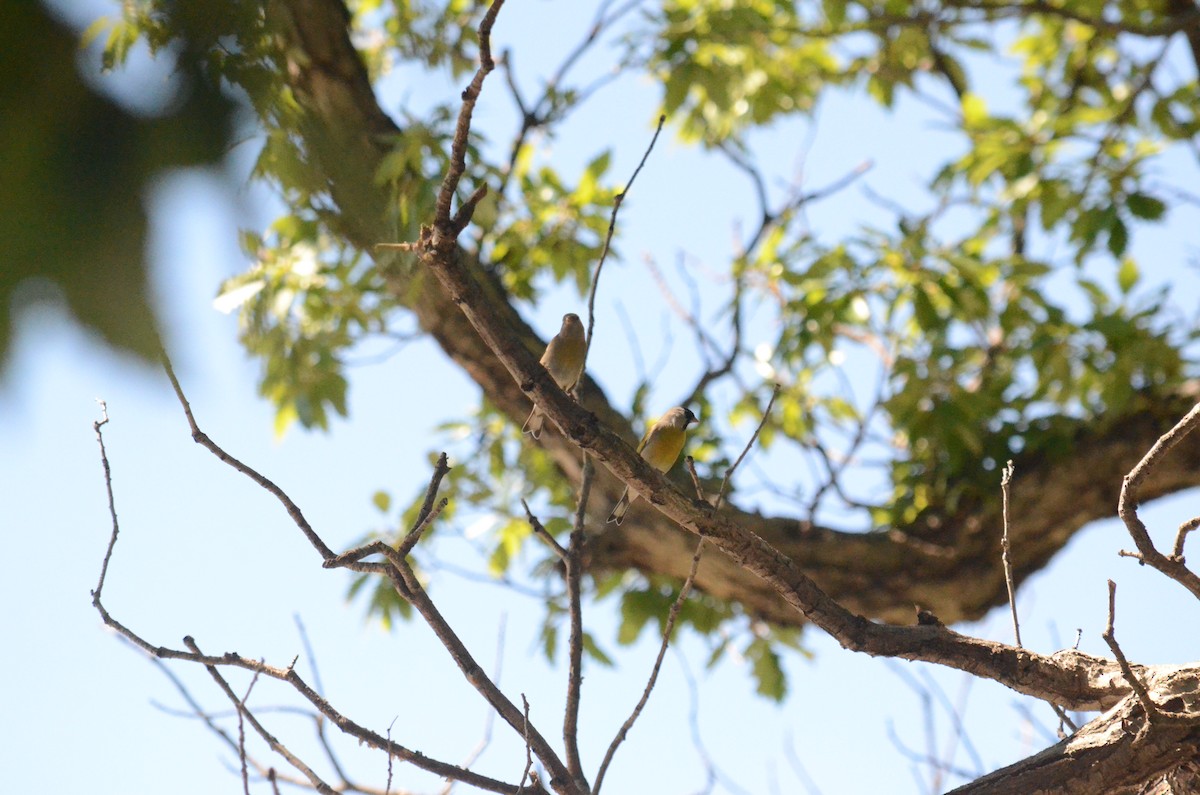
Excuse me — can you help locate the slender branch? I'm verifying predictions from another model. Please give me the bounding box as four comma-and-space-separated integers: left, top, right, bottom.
386, 719, 397, 795
380, 552, 580, 793
185, 637, 337, 795
562, 456, 594, 790
397, 498, 450, 558
91, 409, 538, 794
583, 114, 667, 367
419, 174, 1164, 712
161, 352, 336, 560
516, 695, 535, 794
684, 456, 706, 502
1117, 401, 1200, 600
412, 452, 453, 535
593, 537, 706, 795
435, 0, 504, 232
1000, 460, 1022, 648
141, 646, 347, 793
91, 401, 118, 602
293, 615, 359, 789
1100, 580, 1160, 726
714, 383, 780, 510
522, 499, 567, 560
441, 615, 508, 795
1174, 515, 1200, 560
239, 668, 264, 795
1049, 702, 1079, 735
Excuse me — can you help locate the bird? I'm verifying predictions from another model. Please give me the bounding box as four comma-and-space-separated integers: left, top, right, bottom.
607, 406, 698, 525
522, 313, 587, 440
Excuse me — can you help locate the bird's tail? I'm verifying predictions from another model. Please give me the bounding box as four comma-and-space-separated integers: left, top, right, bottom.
522, 407, 544, 440
607, 488, 631, 525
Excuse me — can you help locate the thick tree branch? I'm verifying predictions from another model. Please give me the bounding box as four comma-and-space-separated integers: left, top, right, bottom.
413, 161, 1169, 713
267, 0, 1200, 633
949, 666, 1200, 794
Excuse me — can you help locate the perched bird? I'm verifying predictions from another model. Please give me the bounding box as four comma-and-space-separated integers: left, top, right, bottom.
607, 407, 698, 525
522, 313, 587, 440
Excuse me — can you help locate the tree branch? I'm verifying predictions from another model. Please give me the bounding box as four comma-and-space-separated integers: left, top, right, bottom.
266, 0, 1200, 631
1118, 400, 1200, 600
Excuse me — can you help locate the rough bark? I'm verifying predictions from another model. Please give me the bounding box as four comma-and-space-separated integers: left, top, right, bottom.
951, 666, 1200, 794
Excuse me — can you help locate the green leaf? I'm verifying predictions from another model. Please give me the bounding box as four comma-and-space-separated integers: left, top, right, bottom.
1107, 216, 1128, 258
372, 490, 392, 513
582, 633, 614, 667
747, 639, 787, 701
961, 93, 987, 127
1117, 258, 1139, 294
1126, 192, 1166, 221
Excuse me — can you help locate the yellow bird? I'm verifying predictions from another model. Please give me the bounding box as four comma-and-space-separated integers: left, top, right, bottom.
607, 406, 698, 525
523, 313, 587, 440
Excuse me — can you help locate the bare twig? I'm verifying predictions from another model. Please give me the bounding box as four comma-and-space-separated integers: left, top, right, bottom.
782, 731, 825, 795
185, 637, 337, 794
436, 0, 504, 234
522, 499, 567, 560
517, 695, 534, 794
677, 646, 755, 795
1100, 580, 1161, 727
684, 456, 705, 501
441, 615, 508, 795
399, 452, 453, 555
1000, 460, 1022, 648
91, 401, 118, 602
715, 383, 780, 510
1049, 702, 1079, 736
397, 497, 450, 557
593, 537, 706, 795
1117, 401, 1200, 600
92, 402, 543, 794
239, 667, 264, 795
562, 456, 594, 790
161, 352, 336, 560
379, 551, 579, 792
494, 0, 643, 200
386, 718, 397, 795
327, 456, 451, 569
1174, 515, 1200, 560
583, 114, 667, 366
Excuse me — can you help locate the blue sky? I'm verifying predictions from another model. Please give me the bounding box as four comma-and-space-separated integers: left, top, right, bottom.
4, 1, 1200, 793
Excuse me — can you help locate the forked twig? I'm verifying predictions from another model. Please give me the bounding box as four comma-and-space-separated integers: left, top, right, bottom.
184, 637, 336, 794
239, 668, 264, 795
1116, 401, 1200, 601
516, 694, 534, 793
93, 390, 555, 793
437, 0, 505, 235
